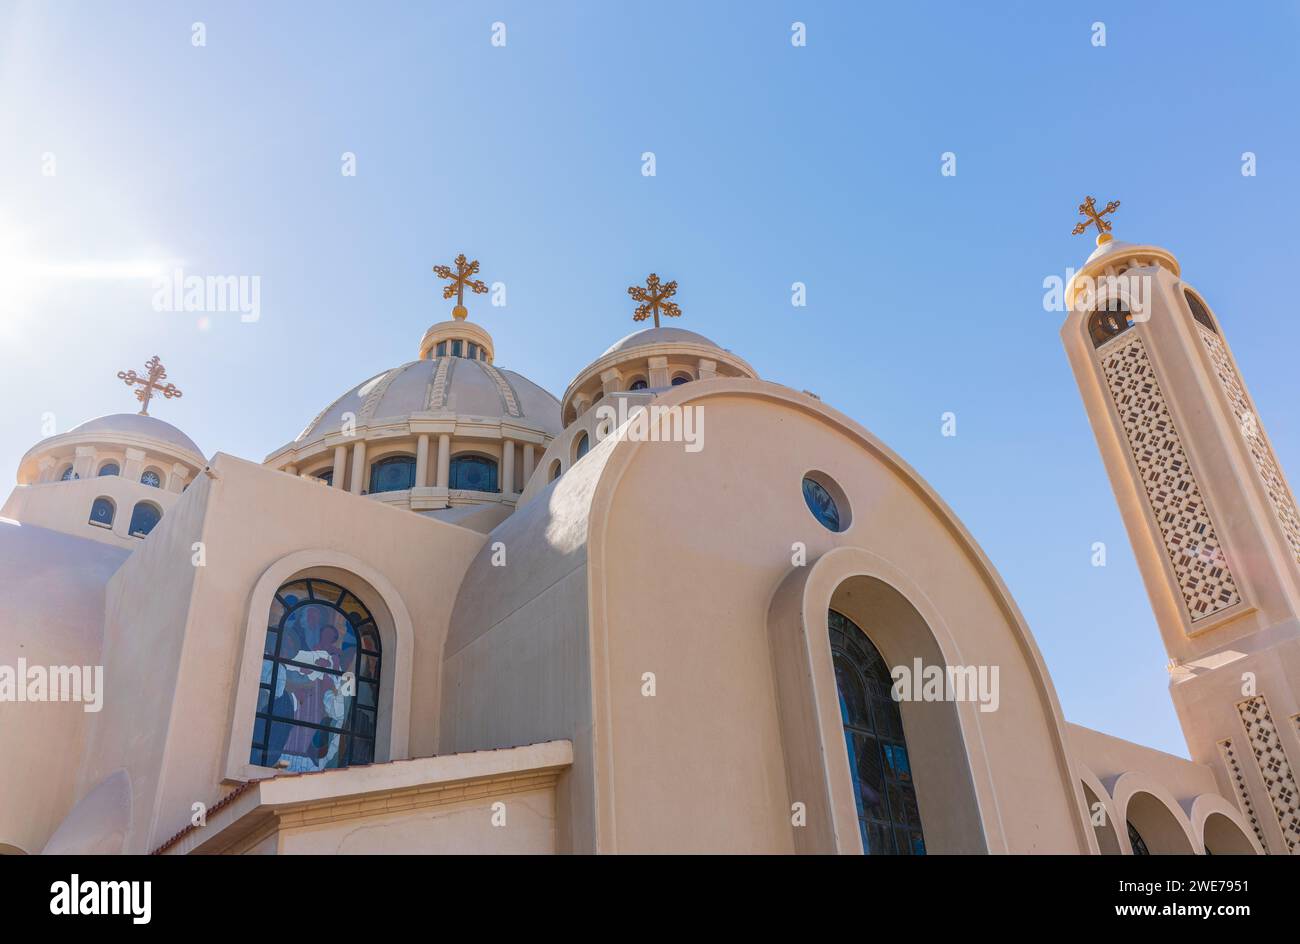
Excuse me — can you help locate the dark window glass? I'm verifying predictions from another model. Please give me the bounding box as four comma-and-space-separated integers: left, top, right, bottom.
829, 610, 925, 855
1127, 821, 1150, 855
98, 463, 120, 477
1185, 290, 1217, 334
574, 432, 590, 461
451, 340, 463, 357
629, 379, 648, 391
449, 454, 498, 492
141, 470, 162, 488
250, 578, 380, 772
671, 374, 690, 386
549, 460, 561, 482
316, 469, 333, 486
1088, 299, 1133, 348
60, 465, 76, 481
803, 477, 842, 532
436, 341, 447, 356
368, 455, 416, 493
89, 497, 115, 527
468, 342, 478, 360
128, 502, 161, 537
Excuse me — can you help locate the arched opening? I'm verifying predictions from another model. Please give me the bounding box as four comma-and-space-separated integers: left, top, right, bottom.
628, 377, 649, 391
1124, 791, 1194, 854
1202, 812, 1257, 855
251, 577, 381, 771
1082, 782, 1121, 854
1087, 298, 1133, 348
449, 453, 498, 492
1184, 289, 1218, 334
670, 372, 691, 386
59, 465, 75, 481
368, 454, 416, 493
140, 468, 163, 488
96, 461, 120, 477
128, 501, 162, 538
88, 497, 115, 528
829, 610, 925, 854
548, 458, 562, 482
573, 432, 590, 463
314, 468, 334, 486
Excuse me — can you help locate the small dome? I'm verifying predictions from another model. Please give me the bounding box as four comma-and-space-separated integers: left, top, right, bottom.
1085, 238, 1139, 265
63, 413, 204, 459
602, 326, 724, 357
294, 358, 562, 445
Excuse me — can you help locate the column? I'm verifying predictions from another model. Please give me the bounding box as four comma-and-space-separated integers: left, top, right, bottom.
350, 441, 367, 494
502, 439, 515, 498
37, 457, 55, 483
436, 434, 450, 487
523, 443, 535, 485
331, 445, 347, 489
415, 434, 430, 488
123, 447, 147, 482
167, 464, 191, 493
73, 446, 97, 479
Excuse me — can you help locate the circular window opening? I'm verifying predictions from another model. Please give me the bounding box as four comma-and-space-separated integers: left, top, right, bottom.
802, 472, 850, 532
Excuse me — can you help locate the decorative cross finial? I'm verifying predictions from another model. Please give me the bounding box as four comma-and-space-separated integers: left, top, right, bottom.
432, 253, 489, 321
627, 273, 681, 328
1072, 195, 1121, 245
117, 355, 182, 416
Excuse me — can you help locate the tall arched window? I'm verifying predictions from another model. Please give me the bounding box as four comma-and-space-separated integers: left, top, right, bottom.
829, 610, 926, 855
449, 454, 498, 492
1185, 290, 1218, 334
251, 578, 381, 771
368, 455, 416, 493
88, 497, 115, 528
574, 432, 590, 462
128, 501, 161, 537
60, 465, 76, 481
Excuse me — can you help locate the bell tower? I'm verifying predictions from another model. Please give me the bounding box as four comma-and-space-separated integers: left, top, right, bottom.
1062, 200, 1300, 854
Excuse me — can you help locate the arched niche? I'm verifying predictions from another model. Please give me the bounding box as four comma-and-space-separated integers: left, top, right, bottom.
1111, 774, 1198, 854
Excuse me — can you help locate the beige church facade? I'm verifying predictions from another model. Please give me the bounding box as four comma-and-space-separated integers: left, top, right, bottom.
1, 229, 1297, 855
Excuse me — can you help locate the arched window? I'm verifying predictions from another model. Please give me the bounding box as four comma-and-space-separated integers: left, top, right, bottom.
829, 610, 926, 855
251, 578, 381, 771
1088, 299, 1133, 348
628, 378, 649, 391
449, 454, 498, 492
436, 341, 447, 357
97, 462, 120, 477
368, 455, 416, 493
140, 469, 162, 488
548, 459, 562, 482
1185, 290, 1218, 334
1127, 821, 1150, 855
88, 497, 115, 528
60, 465, 76, 481
671, 373, 691, 386
574, 432, 590, 462
316, 469, 334, 486
128, 502, 161, 538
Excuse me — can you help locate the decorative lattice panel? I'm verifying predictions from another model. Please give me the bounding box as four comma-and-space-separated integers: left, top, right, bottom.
1100, 334, 1241, 621
1219, 738, 1267, 851
1237, 696, 1300, 853
1198, 325, 1300, 566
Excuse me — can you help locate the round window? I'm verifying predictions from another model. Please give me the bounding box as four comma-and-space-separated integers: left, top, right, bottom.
802, 473, 850, 532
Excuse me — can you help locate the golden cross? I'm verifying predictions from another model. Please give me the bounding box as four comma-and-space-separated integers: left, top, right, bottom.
432, 253, 489, 320
1072, 195, 1121, 244
627, 273, 681, 328
117, 355, 182, 416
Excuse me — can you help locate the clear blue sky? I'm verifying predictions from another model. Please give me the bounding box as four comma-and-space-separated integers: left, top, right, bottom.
3, 2, 1299, 756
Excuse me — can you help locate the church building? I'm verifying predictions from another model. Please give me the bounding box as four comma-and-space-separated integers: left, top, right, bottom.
1, 215, 1297, 854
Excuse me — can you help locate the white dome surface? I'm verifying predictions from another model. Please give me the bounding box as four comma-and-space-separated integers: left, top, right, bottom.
601, 327, 723, 357
297, 358, 562, 443
1086, 238, 1138, 265
65, 413, 204, 458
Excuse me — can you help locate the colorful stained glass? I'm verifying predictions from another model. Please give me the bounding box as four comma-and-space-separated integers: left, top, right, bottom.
803, 477, 842, 532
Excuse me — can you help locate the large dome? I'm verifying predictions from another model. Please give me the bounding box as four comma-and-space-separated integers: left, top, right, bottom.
294, 357, 562, 445
64, 413, 204, 458
601, 326, 724, 357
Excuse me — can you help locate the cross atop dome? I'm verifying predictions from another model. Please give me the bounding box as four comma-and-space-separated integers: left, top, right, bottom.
116, 355, 182, 416
627, 272, 681, 328
433, 253, 489, 321
1072, 195, 1121, 246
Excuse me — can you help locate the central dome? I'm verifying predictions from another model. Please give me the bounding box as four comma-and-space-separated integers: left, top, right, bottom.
293, 357, 562, 446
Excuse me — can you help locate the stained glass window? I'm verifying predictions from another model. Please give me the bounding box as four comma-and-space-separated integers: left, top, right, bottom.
128, 502, 161, 537
1088, 299, 1133, 348
251, 578, 380, 772
368, 455, 416, 493
141, 469, 162, 488
803, 476, 842, 532
98, 463, 120, 477
574, 432, 590, 461
829, 610, 926, 855
449, 454, 498, 492
89, 497, 115, 528
1185, 290, 1217, 334
1127, 821, 1150, 855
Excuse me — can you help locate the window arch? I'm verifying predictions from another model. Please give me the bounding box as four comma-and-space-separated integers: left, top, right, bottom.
628, 378, 649, 391
1088, 298, 1133, 348
140, 468, 162, 488
251, 578, 381, 771
59, 465, 76, 481
449, 453, 498, 492
368, 454, 416, 493
128, 501, 161, 538
829, 609, 926, 854
88, 497, 115, 528
548, 458, 562, 482
671, 373, 691, 386
1184, 289, 1218, 334
97, 462, 120, 477
315, 469, 334, 486
573, 432, 590, 463
1127, 821, 1151, 855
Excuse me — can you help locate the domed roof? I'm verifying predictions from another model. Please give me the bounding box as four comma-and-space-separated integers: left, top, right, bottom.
65, 413, 204, 458
602, 326, 723, 357
295, 357, 562, 444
